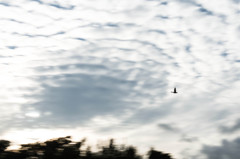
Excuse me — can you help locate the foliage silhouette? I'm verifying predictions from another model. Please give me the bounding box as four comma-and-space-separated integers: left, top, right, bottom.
148, 148, 172, 159
0, 140, 10, 152
0, 136, 174, 159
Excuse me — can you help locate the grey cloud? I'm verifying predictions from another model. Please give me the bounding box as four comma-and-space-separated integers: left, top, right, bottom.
30, 0, 43, 4
27, 55, 169, 128
81, 22, 137, 30
157, 125, 199, 143
198, 7, 213, 15
176, 0, 220, 18
6, 46, 18, 49
122, 108, 170, 125
232, 0, 240, 3
0, 18, 25, 24
220, 52, 229, 57
97, 38, 171, 58
158, 123, 179, 132
202, 137, 240, 159
160, 2, 168, 5
1, 0, 240, 158
185, 45, 191, 53
235, 60, 240, 63
211, 110, 230, 121
155, 15, 169, 19
31, 0, 75, 10
0, 2, 10, 7
23, 72, 138, 127
13, 31, 66, 38
147, 1, 168, 5
106, 23, 119, 28
35, 63, 107, 72
148, 29, 166, 34
48, 3, 75, 10
219, 119, 240, 134
175, 0, 198, 6
22, 51, 171, 129
123, 98, 174, 125
180, 135, 198, 143
74, 38, 87, 41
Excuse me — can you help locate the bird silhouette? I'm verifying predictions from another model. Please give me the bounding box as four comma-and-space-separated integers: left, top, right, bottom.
171, 87, 177, 93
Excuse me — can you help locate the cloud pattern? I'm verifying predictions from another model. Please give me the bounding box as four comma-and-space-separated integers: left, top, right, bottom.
0, 0, 240, 158
202, 137, 240, 159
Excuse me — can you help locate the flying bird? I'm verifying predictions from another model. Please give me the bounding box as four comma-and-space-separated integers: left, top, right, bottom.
171, 87, 177, 94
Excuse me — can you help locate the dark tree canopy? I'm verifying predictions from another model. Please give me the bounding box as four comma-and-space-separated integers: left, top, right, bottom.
148, 149, 172, 159
0, 136, 174, 159
0, 140, 10, 152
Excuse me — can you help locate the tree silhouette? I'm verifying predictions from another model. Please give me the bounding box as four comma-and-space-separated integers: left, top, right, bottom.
0, 140, 10, 152
0, 136, 174, 159
148, 148, 173, 159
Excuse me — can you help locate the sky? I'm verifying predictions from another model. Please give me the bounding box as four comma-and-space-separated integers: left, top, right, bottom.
0, 0, 240, 158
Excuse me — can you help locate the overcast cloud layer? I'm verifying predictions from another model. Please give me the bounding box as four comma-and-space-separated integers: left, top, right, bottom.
1, 0, 240, 158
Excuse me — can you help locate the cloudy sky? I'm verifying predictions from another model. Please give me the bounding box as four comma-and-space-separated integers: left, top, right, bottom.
1, 0, 240, 158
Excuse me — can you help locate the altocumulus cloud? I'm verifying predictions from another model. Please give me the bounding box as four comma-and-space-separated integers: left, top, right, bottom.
0, 0, 240, 158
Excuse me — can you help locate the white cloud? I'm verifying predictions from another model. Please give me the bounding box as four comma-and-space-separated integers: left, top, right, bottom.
0, 0, 240, 158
